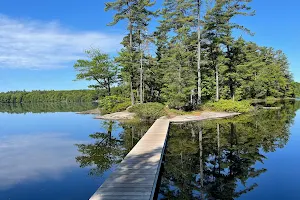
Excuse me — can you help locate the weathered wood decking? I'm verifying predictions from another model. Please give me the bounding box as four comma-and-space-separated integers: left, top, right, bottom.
90, 118, 170, 200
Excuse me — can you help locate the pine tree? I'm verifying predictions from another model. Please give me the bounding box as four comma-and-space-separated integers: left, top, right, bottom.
98, 0, 296, 109
134, 0, 157, 103
105, 0, 156, 105
157, 0, 198, 108
105, 0, 137, 105
197, 0, 202, 105
203, 0, 254, 101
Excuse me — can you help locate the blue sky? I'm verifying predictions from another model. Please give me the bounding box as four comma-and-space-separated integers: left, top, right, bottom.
0, 0, 299, 92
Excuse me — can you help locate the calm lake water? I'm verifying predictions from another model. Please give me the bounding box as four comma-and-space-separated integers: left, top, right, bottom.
0, 103, 150, 200
158, 100, 300, 200
2, 101, 300, 200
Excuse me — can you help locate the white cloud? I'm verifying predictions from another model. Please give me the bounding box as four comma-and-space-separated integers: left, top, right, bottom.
0, 15, 123, 69
0, 133, 84, 190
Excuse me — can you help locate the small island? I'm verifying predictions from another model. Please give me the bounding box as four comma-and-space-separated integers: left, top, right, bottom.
1, 0, 300, 200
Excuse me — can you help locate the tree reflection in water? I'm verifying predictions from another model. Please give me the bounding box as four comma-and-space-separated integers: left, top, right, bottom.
158, 101, 299, 200
75, 120, 151, 176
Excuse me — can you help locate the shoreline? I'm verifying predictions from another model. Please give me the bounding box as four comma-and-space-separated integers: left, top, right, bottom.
76, 108, 101, 115
84, 110, 240, 122
169, 111, 240, 123
94, 111, 136, 120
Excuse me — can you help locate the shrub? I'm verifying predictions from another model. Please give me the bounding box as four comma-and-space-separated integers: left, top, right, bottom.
204, 100, 253, 113
99, 96, 131, 114
111, 101, 132, 113
265, 96, 277, 104
128, 103, 166, 121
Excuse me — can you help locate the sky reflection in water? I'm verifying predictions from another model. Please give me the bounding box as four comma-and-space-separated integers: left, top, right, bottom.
0, 110, 147, 200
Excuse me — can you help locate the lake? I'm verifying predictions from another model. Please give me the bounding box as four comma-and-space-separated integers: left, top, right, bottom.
158, 100, 300, 200
0, 103, 150, 200
1, 101, 300, 200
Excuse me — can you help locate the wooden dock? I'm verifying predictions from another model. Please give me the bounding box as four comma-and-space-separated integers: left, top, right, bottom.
89, 118, 170, 200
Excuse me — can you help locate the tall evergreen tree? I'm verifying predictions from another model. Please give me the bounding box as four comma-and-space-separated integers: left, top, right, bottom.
134, 0, 157, 103
197, 0, 202, 105
157, 0, 198, 108
105, 0, 137, 105
203, 0, 254, 101
105, 0, 156, 105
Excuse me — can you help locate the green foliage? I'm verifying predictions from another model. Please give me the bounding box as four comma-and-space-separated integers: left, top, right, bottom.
111, 101, 132, 113
0, 102, 97, 114
74, 49, 118, 95
105, 0, 157, 105
99, 95, 131, 114
128, 103, 166, 121
69, 0, 296, 111
294, 82, 300, 97
265, 96, 278, 104
0, 90, 98, 103
204, 100, 253, 113
4, 1, 296, 112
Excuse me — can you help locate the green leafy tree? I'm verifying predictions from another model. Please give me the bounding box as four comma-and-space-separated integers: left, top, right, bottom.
74, 49, 118, 96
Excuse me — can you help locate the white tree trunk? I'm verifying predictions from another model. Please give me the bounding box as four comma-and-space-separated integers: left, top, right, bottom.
197, 0, 202, 105
140, 40, 143, 104
216, 64, 219, 101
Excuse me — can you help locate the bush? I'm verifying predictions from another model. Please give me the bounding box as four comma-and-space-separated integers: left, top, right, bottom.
265, 96, 277, 104
99, 96, 131, 114
128, 103, 166, 121
203, 100, 253, 113
111, 101, 132, 113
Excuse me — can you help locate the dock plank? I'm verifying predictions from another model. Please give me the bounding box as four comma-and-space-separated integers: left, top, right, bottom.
89, 118, 170, 200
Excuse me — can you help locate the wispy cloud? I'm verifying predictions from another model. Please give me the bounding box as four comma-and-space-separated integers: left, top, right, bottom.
0, 15, 123, 69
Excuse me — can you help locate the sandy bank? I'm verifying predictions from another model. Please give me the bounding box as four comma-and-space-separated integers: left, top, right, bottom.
170, 111, 240, 123
94, 111, 136, 120
92, 110, 239, 121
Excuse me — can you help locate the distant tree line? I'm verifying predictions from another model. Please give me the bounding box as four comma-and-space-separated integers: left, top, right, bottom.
72, 0, 297, 110
0, 90, 99, 103
0, 87, 132, 104
0, 102, 97, 113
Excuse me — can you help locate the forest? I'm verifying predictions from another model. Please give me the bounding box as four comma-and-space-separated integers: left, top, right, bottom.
0, 102, 97, 113
0, 90, 99, 103
71, 0, 298, 111
1, 0, 299, 109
